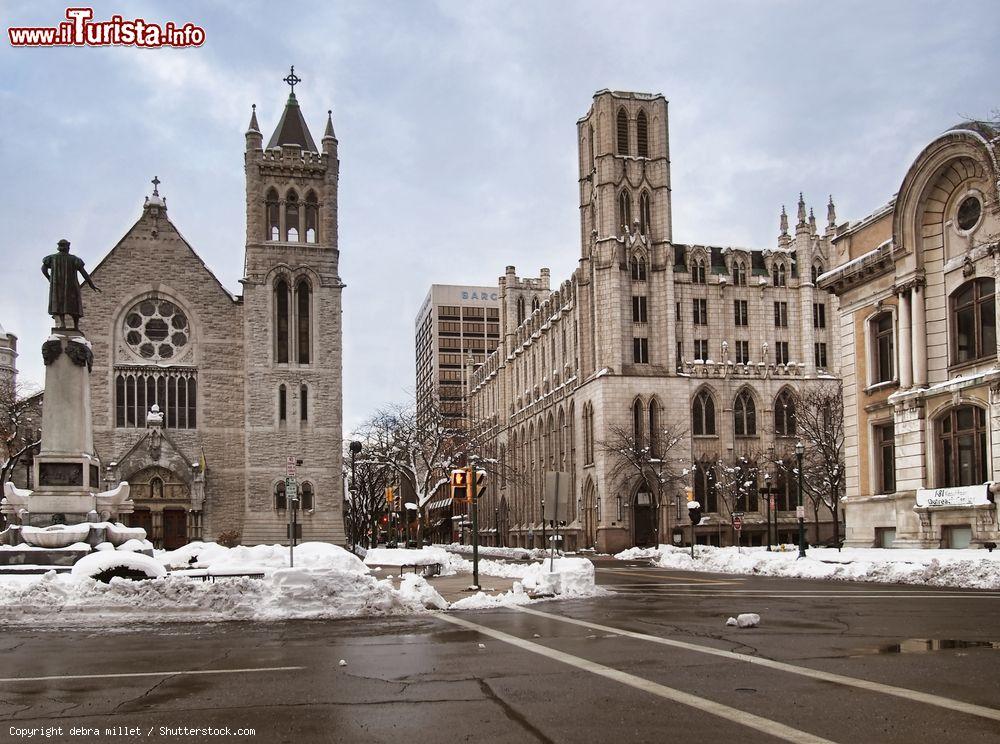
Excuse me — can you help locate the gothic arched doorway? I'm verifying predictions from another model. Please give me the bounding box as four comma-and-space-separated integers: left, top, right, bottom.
582, 479, 597, 549
497, 496, 510, 547
632, 490, 658, 548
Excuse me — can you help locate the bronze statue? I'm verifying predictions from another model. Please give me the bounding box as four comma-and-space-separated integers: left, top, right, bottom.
41, 239, 100, 330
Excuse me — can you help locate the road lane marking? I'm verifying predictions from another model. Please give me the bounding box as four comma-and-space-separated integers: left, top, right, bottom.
0, 666, 305, 684
604, 590, 1000, 599
598, 567, 738, 583
514, 606, 1000, 723
436, 612, 839, 744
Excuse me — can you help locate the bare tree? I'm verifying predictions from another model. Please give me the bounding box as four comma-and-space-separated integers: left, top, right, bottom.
0, 383, 41, 493
599, 420, 688, 509
343, 446, 391, 549
791, 383, 846, 545
707, 452, 765, 544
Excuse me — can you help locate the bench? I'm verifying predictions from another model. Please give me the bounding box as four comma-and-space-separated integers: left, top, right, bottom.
397, 562, 442, 578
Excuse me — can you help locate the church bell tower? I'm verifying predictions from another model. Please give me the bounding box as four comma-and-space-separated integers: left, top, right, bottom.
240, 67, 344, 544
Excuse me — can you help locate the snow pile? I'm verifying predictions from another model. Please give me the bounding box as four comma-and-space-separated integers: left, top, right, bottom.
0, 567, 446, 625
158, 542, 366, 576
648, 545, 1000, 590
71, 551, 167, 580
726, 613, 760, 628
118, 539, 154, 552
451, 557, 600, 610
614, 546, 661, 561
442, 543, 547, 560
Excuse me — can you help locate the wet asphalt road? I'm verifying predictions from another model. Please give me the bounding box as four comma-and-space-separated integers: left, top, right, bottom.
1, 559, 999, 744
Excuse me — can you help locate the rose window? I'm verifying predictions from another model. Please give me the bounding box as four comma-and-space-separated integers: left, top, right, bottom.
123, 298, 190, 361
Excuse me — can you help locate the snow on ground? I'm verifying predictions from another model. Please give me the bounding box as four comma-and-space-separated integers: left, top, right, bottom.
0, 542, 602, 623
441, 543, 549, 561
615, 544, 1000, 590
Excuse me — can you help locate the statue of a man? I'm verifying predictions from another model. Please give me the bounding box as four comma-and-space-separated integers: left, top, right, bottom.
41, 239, 100, 330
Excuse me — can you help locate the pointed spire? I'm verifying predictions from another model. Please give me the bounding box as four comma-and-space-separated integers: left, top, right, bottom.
827, 195, 837, 229
247, 103, 260, 133
779, 205, 789, 236
796, 192, 807, 226
808, 207, 817, 234
323, 109, 336, 140
267, 82, 318, 151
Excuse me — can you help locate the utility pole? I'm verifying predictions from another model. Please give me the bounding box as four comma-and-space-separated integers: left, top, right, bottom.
470, 465, 480, 590
349, 441, 362, 551
796, 441, 806, 559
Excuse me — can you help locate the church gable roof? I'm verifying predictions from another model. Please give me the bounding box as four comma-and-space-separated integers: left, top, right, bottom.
266, 92, 318, 152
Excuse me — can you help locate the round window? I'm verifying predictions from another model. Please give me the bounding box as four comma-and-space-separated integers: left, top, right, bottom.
122, 297, 190, 362
956, 195, 981, 231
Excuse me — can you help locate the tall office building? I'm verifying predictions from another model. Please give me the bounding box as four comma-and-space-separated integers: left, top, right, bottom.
414, 284, 509, 427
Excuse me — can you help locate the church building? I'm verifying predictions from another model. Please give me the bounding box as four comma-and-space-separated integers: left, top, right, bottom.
81, 72, 345, 548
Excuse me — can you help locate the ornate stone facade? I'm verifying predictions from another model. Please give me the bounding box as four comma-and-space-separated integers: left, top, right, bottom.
466, 91, 843, 553
821, 121, 1000, 548
81, 80, 345, 548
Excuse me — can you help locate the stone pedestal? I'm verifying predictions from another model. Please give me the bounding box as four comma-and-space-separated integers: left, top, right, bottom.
0, 329, 134, 526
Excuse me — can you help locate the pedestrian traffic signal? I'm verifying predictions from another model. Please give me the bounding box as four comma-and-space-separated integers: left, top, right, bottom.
685, 487, 694, 502
385, 486, 395, 505
450, 469, 469, 503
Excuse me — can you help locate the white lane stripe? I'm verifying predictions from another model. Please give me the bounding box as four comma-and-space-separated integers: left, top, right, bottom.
436, 612, 838, 744
0, 666, 305, 684
515, 606, 1000, 723
603, 585, 1000, 595
606, 591, 1000, 599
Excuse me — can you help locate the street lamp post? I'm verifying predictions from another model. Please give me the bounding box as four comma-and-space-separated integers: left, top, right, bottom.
349, 440, 362, 550
795, 441, 806, 559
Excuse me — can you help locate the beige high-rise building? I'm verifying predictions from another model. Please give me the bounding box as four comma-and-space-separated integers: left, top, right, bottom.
0, 322, 16, 392
820, 120, 999, 549
465, 90, 843, 553
414, 284, 506, 428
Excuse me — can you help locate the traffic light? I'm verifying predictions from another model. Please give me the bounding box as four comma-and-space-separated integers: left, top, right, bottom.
450, 469, 469, 503
688, 500, 703, 525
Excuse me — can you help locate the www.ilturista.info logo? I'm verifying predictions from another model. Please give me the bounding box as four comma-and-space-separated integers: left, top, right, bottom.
8, 8, 205, 48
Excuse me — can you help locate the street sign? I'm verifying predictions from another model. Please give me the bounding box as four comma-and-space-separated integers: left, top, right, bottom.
733, 516, 743, 531
543, 472, 572, 521
285, 478, 298, 499
795, 505, 805, 519
286, 456, 297, 477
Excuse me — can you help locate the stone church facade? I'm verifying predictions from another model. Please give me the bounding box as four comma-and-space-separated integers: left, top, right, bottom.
81, 81, 345, 548
466, 90, 843, 554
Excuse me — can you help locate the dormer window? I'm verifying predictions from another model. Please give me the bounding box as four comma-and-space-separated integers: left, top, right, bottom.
773, 263, 787, 287
733, 261, 747, 286
693, 259, 707, 284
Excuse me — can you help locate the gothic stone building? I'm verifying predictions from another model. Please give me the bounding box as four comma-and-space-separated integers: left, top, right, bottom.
81, 82, 345, 548
820, 121, 999, 549
466, 90, 842, 554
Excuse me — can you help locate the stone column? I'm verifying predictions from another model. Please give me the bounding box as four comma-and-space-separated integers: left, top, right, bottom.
911, 284, 928, 387
897, 289, 913, 389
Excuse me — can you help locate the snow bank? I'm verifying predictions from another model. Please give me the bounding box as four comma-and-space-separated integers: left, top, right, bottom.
644, 545, 1000, 590
441, 543, 548, 560
365, 547, 451, 567
614, 546, 660, 561
157, 542, 366, 575
0, 567, 446, 625
71, 551, 167, 580
452, 557, 600, 611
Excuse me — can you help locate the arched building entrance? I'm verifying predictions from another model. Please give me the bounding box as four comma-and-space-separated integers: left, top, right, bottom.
582, 479, 597, 549
632, 490, 658, 548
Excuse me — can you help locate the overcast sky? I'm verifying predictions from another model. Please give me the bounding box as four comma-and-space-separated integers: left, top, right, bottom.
2, 0, 997, 432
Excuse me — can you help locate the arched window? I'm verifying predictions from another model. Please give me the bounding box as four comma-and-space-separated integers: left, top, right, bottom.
300, 481, 314, 511
870, 311, 895, 384
734, 390, 757, 437
517, 296, 525, 326
584, 403, 595, 464
773, 262, 787, 287
692, 390, 716, 436
616, 108, 629, 156
630, 255, 647, 281
278, 384, 287, 423
694, 461, 717, 512
300, 384, 308, 422
296, 278, 311, 364
587, 123, 595, 170
639, 190, 651, 235
265, 188, 280, 241
648, 398, 660, 457
733, 261, 747, 286
274, 481, 287, 510
618, 190, 632, 234
304, 191, 318, 243
952, 278, 995, 365
284, 190, 300, 242
693, 259, 707, 285
774, 389, 796, 437
636, 110, 648, 157
811, 262, 824, 284
274, 278, 290, 364
531, 297, 540, 312
938, 405, 988, 487
632, 398, 644, 449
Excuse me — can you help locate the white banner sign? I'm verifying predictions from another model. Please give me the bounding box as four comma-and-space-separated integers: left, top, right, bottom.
915, 485, 991, 508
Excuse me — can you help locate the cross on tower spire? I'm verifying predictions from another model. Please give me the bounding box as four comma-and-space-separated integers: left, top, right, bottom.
283, 65, 301, 95
151, 176, 160, 196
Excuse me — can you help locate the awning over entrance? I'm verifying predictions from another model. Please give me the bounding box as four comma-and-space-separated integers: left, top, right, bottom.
428, 498, 452, 511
